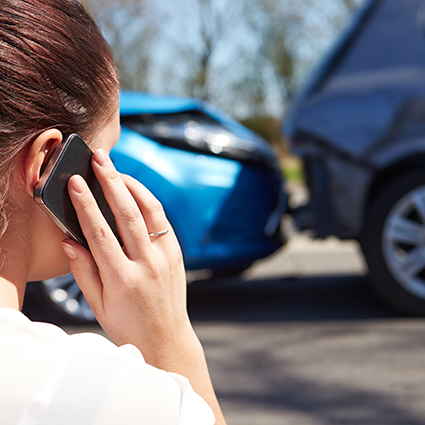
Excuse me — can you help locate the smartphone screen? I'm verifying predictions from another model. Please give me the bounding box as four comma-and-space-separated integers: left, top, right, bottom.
33, 133, 122, 250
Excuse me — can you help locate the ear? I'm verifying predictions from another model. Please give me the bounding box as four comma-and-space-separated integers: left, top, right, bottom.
23, 129, 63, 197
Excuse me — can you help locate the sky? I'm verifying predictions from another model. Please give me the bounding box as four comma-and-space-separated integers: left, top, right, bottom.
94, 0, 365, 118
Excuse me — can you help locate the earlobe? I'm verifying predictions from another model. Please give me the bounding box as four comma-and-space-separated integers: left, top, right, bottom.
24, 129, 63, 197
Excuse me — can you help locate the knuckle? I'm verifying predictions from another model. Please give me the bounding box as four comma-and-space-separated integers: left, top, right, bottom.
102, 168, 121, 186
145, 197, 164, 217
142, 255, 162, 280
168, 245, 183, 269
78, 195, 97, 215
121, 173, 136, 185
87, 226, 109, 246
120, 205, 140, 224
148, 263, 163, 282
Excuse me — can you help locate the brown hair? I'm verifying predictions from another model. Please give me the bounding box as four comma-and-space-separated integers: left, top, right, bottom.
0, 0, 118, 236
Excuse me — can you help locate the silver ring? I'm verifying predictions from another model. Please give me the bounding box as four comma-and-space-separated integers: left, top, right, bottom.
148, 230, 169, 237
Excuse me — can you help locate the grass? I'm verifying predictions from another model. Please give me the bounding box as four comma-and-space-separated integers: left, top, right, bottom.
280, 154, 304, 184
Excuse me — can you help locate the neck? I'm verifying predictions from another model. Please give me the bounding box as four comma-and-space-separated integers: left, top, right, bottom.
0, 214, 31, 311
0, 277, 24, 310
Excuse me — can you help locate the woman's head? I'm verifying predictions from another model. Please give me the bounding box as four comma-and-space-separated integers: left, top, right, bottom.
0, 0, 119, 236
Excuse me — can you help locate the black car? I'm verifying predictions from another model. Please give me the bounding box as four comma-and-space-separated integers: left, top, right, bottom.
284, 0, 425, 315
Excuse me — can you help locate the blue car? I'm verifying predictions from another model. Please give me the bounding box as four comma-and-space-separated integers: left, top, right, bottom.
27, 92, 287, 323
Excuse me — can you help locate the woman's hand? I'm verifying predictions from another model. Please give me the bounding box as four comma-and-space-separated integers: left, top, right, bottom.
61, 148, 191, 354
62, 148, 227, 424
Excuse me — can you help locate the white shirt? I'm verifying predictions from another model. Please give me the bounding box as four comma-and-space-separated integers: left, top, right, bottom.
0, 308, 215, 425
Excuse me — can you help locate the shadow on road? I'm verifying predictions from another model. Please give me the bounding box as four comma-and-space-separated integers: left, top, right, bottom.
187, 274, 404, 322
23, 273, 403, 326
23, 273, 424, 424
189, 275, 425, 425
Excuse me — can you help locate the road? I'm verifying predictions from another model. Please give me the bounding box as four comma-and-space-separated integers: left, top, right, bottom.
61, 233, 425, 425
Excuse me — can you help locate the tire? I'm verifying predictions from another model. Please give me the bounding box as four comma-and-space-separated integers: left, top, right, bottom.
31, 274, 97, 325
361, 170, 425, 315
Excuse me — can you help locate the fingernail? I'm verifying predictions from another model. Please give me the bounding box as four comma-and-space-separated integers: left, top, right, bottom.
93, 149, 109, 167
70, 175, 85, 194
62, 240, 78, 260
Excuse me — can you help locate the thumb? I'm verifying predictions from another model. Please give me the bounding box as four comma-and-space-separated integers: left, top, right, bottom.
61, 239, 103, 317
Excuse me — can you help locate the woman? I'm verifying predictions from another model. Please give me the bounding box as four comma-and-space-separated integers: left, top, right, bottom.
0, 1, 226, 424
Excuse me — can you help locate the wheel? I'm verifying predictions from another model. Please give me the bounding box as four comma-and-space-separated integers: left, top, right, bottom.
31, 273, 96, 324
361, 170, 425, 315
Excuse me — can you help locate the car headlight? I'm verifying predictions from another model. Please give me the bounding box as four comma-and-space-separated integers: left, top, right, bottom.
121, 112, 278, 167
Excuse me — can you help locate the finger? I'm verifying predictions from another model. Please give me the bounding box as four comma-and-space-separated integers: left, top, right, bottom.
91, 149, 151, 257
120, 174, 170, 240
68, 174, 123, 269
61, 238, 104, 318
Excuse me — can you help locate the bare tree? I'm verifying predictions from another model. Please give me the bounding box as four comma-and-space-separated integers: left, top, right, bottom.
80, 0, 361, 120
81, 0, 159, 91
263, 24, 298, 101
317, 0, 363, 33
243, 0, 300, 112
230, 59, 268, 117
159, 0, 242, 101
340, 0, 361, 12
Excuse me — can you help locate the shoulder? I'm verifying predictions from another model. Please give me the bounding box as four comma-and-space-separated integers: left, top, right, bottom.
0, 308, 214, 425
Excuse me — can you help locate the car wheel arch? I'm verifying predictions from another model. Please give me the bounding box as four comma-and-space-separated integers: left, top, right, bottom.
360, 168, 425, 315
361, 153, 425, 235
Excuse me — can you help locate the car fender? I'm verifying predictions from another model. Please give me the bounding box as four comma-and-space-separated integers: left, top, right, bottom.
111, 127, 243, 262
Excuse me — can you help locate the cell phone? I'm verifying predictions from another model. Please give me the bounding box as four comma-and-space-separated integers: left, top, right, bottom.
33, 133, 122, 251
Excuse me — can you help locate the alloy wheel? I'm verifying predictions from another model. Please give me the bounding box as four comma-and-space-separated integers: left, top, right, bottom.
383, 185, 425, 300
41, 274, 96, 322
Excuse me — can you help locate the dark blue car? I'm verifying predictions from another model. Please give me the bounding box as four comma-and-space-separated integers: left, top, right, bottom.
28, 91, 286, 323
284, 0, 425, 315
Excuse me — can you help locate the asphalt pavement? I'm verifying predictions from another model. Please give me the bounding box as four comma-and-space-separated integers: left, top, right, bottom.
62, 230, 425, 425
185, 233, 425, 425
